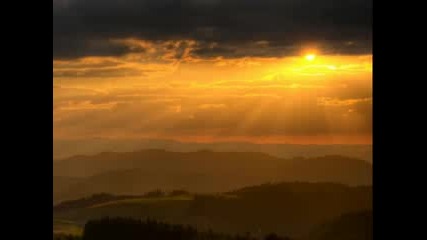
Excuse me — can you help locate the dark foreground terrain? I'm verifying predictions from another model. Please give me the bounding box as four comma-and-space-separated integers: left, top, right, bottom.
54, 211, 372, 240
54, 182, 372, 239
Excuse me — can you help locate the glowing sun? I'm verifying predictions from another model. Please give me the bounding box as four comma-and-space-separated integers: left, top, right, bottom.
305, 54, 316, 61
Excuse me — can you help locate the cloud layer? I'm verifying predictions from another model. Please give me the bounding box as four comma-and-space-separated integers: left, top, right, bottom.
53, 0, 372, 145
53, 0, 372, 59
54, 56, 372, 144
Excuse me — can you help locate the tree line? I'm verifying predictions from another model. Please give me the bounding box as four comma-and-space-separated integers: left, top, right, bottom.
54, 217, 291, 240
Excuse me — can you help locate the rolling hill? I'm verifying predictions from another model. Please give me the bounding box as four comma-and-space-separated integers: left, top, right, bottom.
54, 182, 372, 238
54, 176, 83, 202
54, 139, 373, 163
54, 150, 372, 203
304, 210, 373, 240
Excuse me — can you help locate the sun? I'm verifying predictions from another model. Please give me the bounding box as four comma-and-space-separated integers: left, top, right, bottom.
305, 54, 316, 61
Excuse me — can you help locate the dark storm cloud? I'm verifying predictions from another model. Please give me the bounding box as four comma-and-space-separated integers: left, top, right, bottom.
53, 37, 144, 59
191, 40, 372, 59
53, 0, 372, 59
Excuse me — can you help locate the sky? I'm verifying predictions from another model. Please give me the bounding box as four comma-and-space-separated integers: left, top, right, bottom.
53, 0, 372, 146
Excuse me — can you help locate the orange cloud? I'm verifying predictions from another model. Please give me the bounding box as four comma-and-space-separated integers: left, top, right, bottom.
54, 49, 372, 145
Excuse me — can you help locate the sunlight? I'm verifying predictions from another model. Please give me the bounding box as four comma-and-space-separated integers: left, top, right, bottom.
305, 54, 316, 61
283, 54, 372, 77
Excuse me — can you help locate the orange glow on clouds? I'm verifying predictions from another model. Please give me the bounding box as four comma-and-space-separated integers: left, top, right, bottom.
53, 41, 372, 145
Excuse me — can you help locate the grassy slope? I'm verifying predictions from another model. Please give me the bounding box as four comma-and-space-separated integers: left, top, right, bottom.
53, 219, 83, 236
54, 183, 372, 238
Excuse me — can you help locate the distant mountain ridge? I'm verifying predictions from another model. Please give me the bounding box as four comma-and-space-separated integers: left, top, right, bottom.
54, 150, 371, 203
54, 139, 372, 162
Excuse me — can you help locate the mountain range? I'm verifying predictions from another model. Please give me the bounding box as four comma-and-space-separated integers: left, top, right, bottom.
54, 150, 372, 203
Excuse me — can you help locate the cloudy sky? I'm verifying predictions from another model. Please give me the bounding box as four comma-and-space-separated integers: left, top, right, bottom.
53, 0, 372, 146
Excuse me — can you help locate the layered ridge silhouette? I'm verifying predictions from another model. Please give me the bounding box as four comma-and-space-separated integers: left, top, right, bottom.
54, 150, 372, 203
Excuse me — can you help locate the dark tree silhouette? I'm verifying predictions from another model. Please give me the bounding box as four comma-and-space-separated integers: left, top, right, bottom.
54, 233, 82, 240
264, 233, 291, 240
81, 217, 291, 240
143, 189, 165, 198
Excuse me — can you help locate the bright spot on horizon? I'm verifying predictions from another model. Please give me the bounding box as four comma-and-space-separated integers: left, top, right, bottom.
305, 54, 316, 61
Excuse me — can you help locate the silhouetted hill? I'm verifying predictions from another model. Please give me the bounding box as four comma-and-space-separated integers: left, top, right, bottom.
54, 182, 372, 238
53, 150, 371, 203
54, 149, 275, 177
54, 193, 144, 212
54, 176, 83, 202
54, 139, 373, 162
59, 211, 371, 240
81, 217, 291, 240
187, 183, 371, 237
304, 210, 372, 240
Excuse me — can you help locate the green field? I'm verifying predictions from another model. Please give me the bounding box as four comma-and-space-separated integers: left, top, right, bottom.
53, 219, 83, 236
54, 195, 195, 226
53, 184, 372, 238
89, 195, 193, 208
